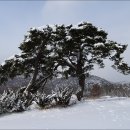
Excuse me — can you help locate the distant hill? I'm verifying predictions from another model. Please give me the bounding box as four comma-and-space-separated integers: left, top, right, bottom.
0, 76, 30, 93
0, 75, 130, 96
43, 75, 113, 94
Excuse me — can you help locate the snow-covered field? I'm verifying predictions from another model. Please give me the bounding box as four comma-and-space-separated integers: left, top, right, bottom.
0, 96, 130, 129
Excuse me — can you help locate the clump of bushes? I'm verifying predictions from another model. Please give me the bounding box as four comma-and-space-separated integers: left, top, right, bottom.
0, 88, 33, 114
34, 87, 74, 108
53, 87, 73, 107
34, 92, 56, 108
0, 87, 74, 115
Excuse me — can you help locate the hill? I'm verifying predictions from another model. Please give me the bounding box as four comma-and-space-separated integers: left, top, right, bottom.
0, 75, 130, 97
0, 75, 112, 93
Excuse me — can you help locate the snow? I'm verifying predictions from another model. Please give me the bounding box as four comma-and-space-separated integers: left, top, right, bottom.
34, 21, 93, 33
115, 44, 123, 49
66, 35, 72, 40
49, 24, 57, 32
94, 42, 104, 47
24, 38, 30, 42
71, 24, 84, 29
32, 24, 58, 32
1, 54, 16, 66
42, 24, 57, 32
81, 38, 85, 42
77, 21, 91, 25
0, 96, 130, 129
49, 52, 55, 57
95, 36, 103, 40
46, 44, 53, 51
55, 44, 62, 50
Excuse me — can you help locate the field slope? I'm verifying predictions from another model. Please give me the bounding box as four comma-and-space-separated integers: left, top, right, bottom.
0, 96, 130, 129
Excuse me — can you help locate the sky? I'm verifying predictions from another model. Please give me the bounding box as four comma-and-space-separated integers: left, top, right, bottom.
0, 1, 130, 82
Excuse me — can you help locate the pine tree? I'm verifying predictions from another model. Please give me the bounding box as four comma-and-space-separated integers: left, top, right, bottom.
0, 26, 58, 94
51, 22, 130, 100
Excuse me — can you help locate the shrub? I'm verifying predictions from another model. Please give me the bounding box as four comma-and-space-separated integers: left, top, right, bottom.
90, 84, 102, 97
54, 87, 73, 107
34, 92, 56, 108
0, 88, 33, 114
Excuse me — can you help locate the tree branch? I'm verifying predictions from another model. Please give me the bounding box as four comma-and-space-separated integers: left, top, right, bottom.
24, 57, 39, 93
68, 56, 76, 67
63, 58, 77, 70
31, 73, 52, 93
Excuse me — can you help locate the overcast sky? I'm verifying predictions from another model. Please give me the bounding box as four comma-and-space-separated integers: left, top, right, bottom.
0, 1, 130, 82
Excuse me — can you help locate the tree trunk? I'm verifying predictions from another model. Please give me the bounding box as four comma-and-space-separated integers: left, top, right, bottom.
76, 73, 85, 101
76, 50, 85, 101
24, 58, 39, 94
31, 74, 52, 93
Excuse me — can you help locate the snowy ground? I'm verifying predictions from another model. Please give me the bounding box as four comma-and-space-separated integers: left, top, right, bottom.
0, 96, 130, 129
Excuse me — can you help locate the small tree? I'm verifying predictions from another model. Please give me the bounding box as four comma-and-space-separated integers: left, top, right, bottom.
51, 22, 130, 100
